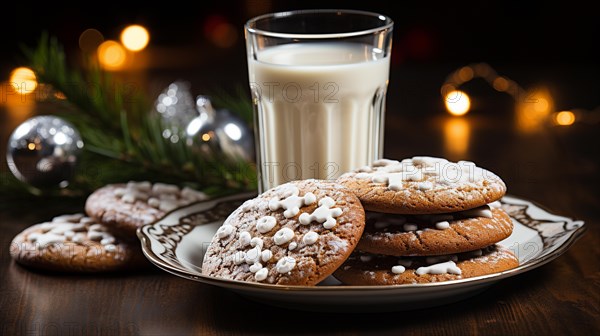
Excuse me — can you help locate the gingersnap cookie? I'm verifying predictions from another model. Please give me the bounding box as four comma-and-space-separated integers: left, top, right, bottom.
10, 214, 148, 272
337, 157, 506, 214
202, 179, 365, 286
358, 205, 513, 256
85, 181, 208, 238
333, 245, 519, 285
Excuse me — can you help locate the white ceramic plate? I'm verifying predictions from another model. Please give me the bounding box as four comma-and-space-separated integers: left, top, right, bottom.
137, 193, 586, 312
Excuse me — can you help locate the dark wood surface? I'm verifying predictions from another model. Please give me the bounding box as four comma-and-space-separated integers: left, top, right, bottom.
1, 112, 599, 335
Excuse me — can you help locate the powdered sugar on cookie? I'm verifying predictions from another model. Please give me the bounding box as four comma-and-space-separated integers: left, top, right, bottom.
337, 157, 506, 214
202, 180, 365, 286
8, 212, 154, 273
268, 186, 316, 218
113, 181, 207, 212
86, 182, 210, 237
415, 260, 462, 275
358, 208, 513, 257
299, 197, 343, 229
334, 246, 518, 285
26, 214, 120, 251
354, 157, 493, 191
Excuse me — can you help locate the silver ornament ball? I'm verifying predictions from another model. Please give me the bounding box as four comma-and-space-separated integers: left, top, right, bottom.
154, 81, 198, 143
186, 96, 254, 162
7, 116, 84, 189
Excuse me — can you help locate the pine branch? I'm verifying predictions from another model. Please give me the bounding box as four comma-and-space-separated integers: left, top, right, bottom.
19, 34, 257, 195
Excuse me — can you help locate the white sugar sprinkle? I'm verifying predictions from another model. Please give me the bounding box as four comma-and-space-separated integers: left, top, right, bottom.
391, 265, 406, 274
435, 221, 450, 230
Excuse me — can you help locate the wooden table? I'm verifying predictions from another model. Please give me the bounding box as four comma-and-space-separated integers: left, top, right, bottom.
1, 113, 599, 335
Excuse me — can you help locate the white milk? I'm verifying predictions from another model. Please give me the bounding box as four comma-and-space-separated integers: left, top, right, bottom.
249, 42, 390, 190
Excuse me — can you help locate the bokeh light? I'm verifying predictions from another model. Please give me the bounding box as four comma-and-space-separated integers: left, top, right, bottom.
473, 63, 493, 79
97, 40, 127, 70
444, 117, 470, 159
204, 15, 238, 48
554, 111, 576, 126
444, 90, 471, 116
120, 25, 150, 52
9, 67, 38, 94
54, 91, 67, 100
79, 28, 104, 53
516, 87, 553, 133
224, 123, 242, 141
440, 83, 456, 97
493, 77, 509, 92
458, 66, 474, 82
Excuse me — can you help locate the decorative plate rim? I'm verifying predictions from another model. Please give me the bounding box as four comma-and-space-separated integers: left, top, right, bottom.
137, 193, 587, 292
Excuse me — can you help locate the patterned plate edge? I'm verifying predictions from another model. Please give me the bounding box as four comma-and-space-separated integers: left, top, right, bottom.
137, 194, 587, 292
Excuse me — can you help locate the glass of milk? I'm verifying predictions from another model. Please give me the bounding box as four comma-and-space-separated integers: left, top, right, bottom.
245, 10, 393, 191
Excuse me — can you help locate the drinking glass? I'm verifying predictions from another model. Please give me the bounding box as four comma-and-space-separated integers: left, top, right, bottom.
245, 9, 393, 191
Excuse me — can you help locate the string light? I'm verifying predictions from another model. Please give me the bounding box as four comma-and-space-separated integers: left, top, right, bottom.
9, 67, 38, 94
442, 63, 553, 133
443, 63, 524, 100
457, 66, 474, 81
120, 25, 150, 52
97, 40, 127, 70
442, 63, 520, 117
444, 90, 471, 116
492, 77, 509, 92
442, 65, 598, 129
554, 111, 576, 126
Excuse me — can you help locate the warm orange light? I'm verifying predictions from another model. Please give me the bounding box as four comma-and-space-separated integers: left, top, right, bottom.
493, 77, 509, 92
534, 98, 549, 112
54, 91, 67, 100
554, 111, 575, 126
97, 41, 127, 70
516, 87, 553, 133
444, 90, 471, 116
473, 63, 492, 78
440, 83, 456, 96
120, 25, 150, 52
9, 67, 38, 94
201, 133, 211, 142
458, 66, 474, 82
444, 117, 470, 159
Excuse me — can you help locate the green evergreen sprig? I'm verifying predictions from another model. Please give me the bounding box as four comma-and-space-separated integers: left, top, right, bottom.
16, 33, 256, 195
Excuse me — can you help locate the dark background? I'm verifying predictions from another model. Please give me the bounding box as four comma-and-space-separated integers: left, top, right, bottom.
0, 3, 599, 334
1, 0, 599, 116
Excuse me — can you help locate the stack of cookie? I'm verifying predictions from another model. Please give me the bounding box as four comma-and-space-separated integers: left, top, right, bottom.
10, 181, 207, 273
334, 156, 519, 285
201, 156, 518, 286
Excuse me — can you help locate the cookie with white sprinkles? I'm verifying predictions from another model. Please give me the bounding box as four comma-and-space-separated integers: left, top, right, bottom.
358, 205, 513, 256
10, 214, 148, 272
85, 181, 208, 238
333, 245, 519, 285
337, 157, 506, 214
201, 179, 365, 285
